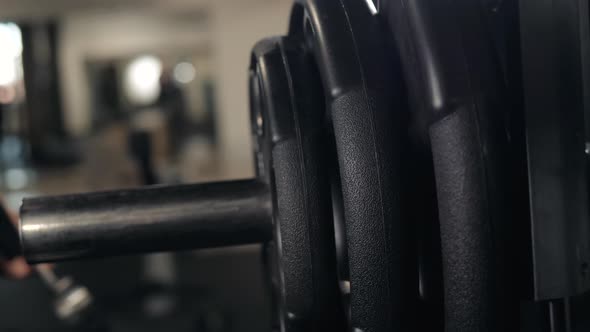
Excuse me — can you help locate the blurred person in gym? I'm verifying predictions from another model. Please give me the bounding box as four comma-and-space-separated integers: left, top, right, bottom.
0, 202, 31, 279
0, 100, 30, 279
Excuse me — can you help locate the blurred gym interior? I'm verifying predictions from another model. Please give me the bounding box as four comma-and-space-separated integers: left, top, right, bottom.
0, 1, 291, 331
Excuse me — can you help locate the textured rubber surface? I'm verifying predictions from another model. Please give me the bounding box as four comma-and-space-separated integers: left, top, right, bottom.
250, 37, 343, 331
430, 107, 498, 331
331, 90, 403, 332
382, 0, 513, 330
296, 0, 409, 331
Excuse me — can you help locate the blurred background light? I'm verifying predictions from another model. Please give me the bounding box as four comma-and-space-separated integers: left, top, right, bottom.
0, 23, 23, 86
173, 61, 196, 84
5, 168, 29, 190
123, 55, 163, 106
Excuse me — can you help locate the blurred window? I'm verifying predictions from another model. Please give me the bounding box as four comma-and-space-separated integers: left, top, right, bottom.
0, 23, 23, 104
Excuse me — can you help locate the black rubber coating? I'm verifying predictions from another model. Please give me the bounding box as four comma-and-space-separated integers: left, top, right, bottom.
250, 37, 344, 331
430, 108, 499, 331
294, 1, 409, 331
382, 0, 513, 330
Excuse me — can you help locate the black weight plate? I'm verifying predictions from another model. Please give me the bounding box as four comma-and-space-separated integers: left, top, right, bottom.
382, 0, 514, 330
250, 37, 344, 331
292, 1, 410, 331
